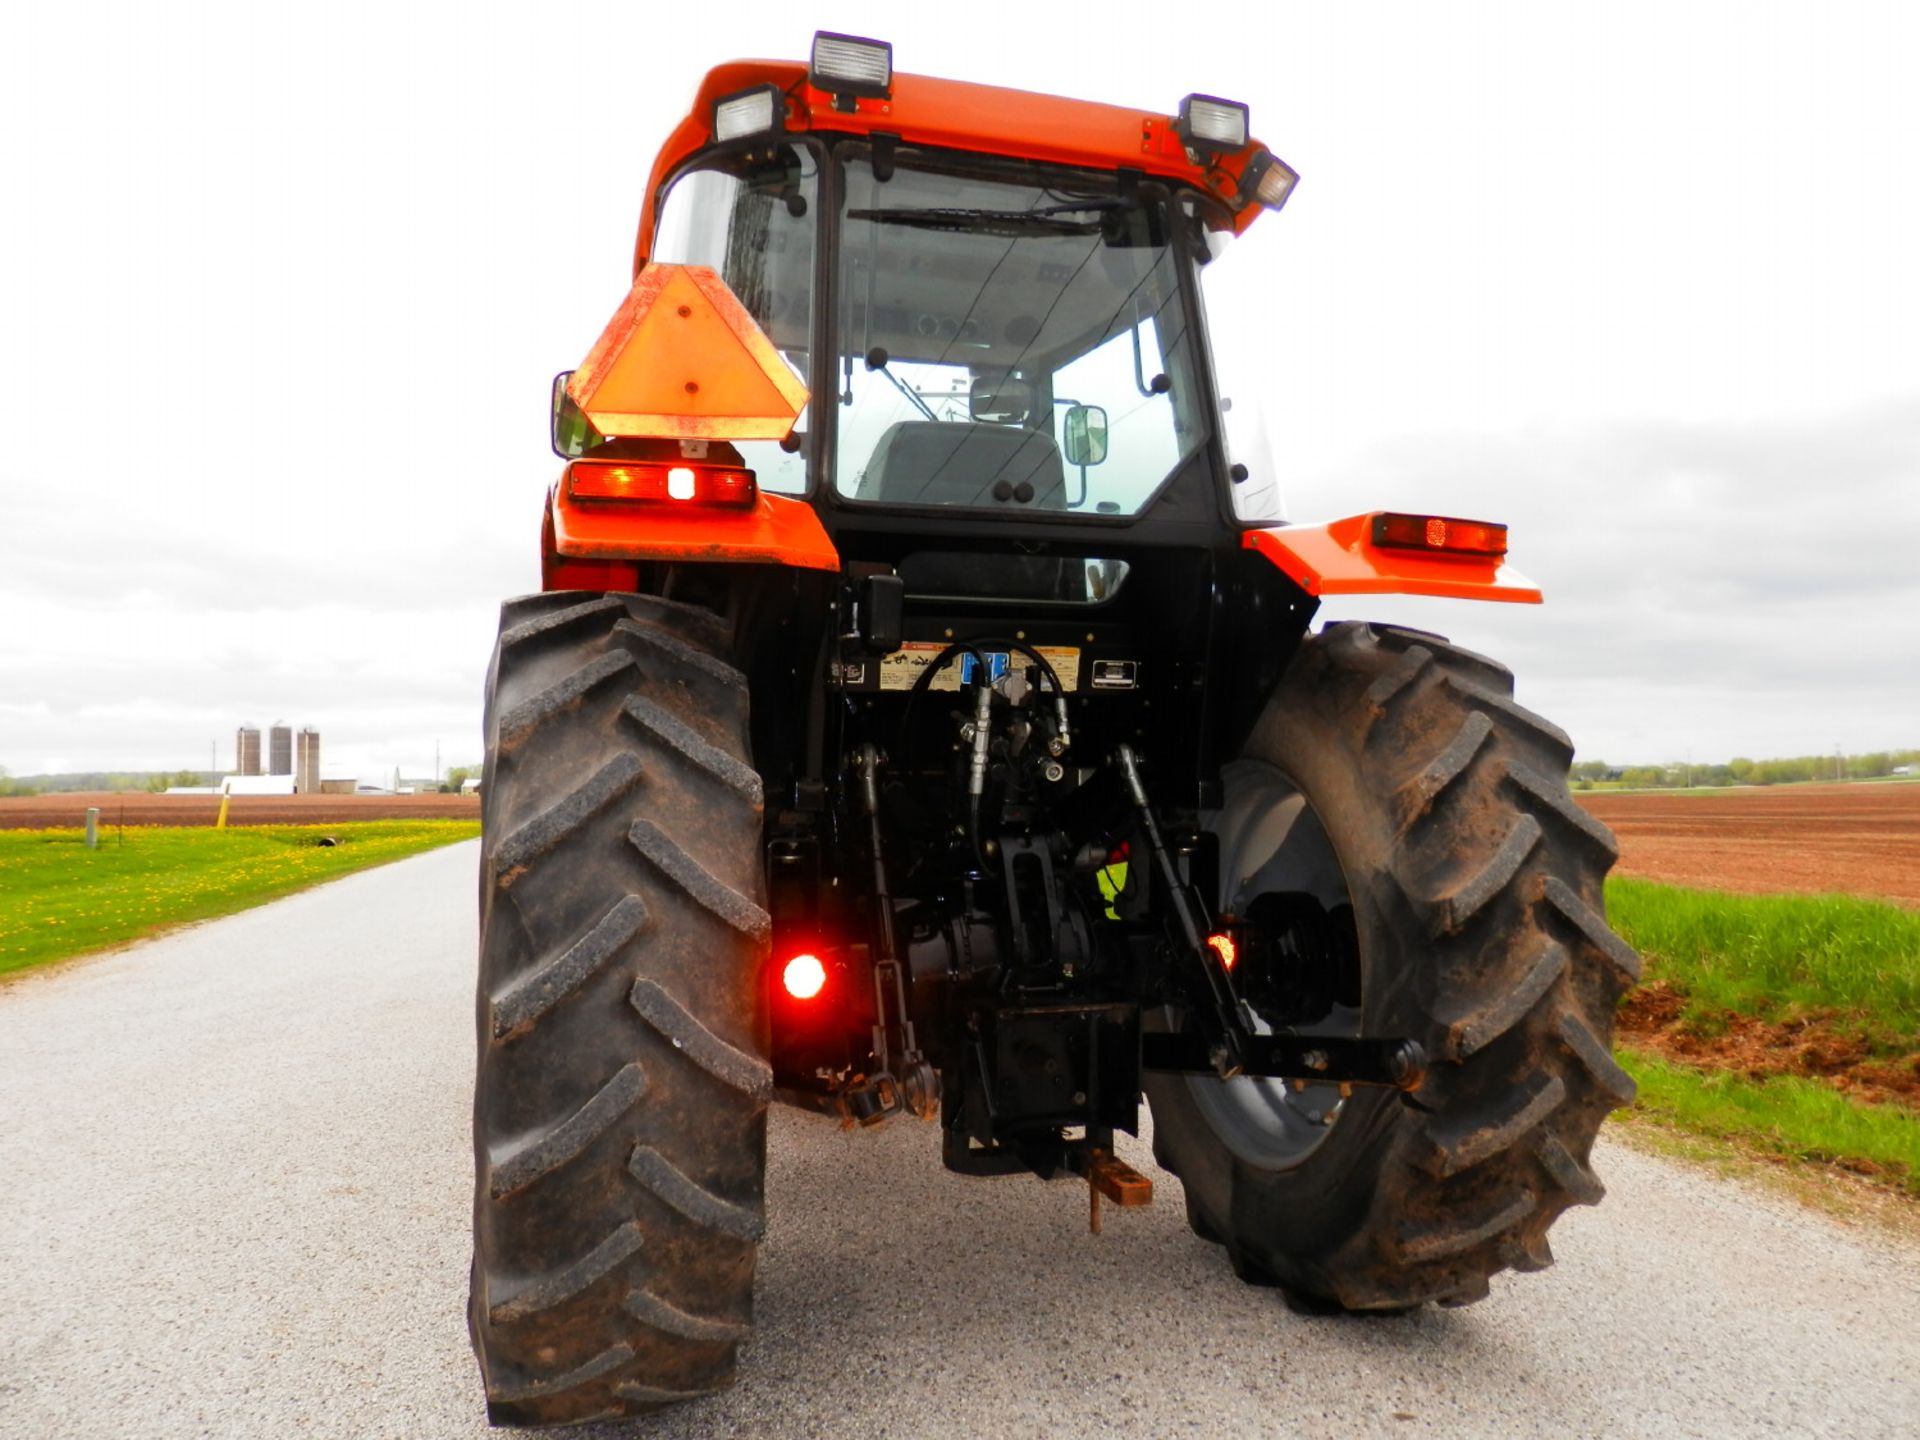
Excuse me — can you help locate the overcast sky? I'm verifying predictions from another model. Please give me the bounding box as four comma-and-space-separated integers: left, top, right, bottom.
3, 1, 1917, 779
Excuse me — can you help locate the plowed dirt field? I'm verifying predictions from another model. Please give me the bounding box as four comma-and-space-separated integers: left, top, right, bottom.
0, 792, 479, 829
1579, 781, 1920, 908
6, 783, 1916, 907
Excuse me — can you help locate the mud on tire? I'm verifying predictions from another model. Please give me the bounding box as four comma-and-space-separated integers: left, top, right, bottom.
1146, 620, 1640, 1310
469, 592, 770, 1426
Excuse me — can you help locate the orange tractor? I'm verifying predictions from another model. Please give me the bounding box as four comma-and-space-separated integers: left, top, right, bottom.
470, 33, 1637, 1427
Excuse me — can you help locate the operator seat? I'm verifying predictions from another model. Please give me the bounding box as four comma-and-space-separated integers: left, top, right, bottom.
861, 421, 1066, 509
860, 422, 1084, 600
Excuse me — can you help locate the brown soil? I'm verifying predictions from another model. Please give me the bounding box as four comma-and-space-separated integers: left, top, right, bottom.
0, 791, 480, 829
1585, 784, 1920, 1198
1578, 781, 1920, 909
1619, 980, 1920, 1116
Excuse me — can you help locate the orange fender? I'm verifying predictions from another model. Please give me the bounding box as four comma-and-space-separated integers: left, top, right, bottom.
550, 482, 840, 573
1244, 515, 1542, 604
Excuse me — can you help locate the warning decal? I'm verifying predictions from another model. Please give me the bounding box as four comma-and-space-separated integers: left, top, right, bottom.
876, 643, 1081, 693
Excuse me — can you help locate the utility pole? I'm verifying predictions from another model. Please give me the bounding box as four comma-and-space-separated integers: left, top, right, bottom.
435, 740, 441, 787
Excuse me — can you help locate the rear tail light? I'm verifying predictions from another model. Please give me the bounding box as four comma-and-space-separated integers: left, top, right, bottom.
567, 459, 757, 508
782, 953, 828, 1000
1370, 512, 1508, 559
1206, 932, 1238, 971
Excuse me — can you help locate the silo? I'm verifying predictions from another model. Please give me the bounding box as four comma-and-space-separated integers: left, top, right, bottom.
295, 729, 321, 795
235, 726, 262, 777
269, 722, 293, 776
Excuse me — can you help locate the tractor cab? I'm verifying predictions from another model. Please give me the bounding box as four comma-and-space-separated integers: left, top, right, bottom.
651, 126, 1224, 523
550, 34, 1298, 560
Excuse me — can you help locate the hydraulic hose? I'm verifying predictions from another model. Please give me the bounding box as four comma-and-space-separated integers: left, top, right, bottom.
962, 635, 1072, 757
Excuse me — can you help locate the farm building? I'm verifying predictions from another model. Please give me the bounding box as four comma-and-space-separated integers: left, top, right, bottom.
222, 775, 295, 796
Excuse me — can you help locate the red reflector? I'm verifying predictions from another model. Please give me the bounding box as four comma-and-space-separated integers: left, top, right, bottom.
1370, 512, 1507, 559
782, 953, 827, 1000
568, 459, 758, 508
1206, 933, 1237, 971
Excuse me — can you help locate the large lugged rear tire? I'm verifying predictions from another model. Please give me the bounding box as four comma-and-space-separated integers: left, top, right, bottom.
1147, 620, 1639, 1310
469, 592, 771, 1427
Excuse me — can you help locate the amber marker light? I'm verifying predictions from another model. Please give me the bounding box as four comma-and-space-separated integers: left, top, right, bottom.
1369, 512, 1509, 559
782, 953, 828, 1000
1206, 933, 1237, 971
567, 459, 758, 507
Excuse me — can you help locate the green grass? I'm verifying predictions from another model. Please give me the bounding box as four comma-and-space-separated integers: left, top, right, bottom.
1606, 875, 1920, 1041
0, 820, 479, 977
1604, 876, 1920, 1200
1620, 1048, 1920, 1195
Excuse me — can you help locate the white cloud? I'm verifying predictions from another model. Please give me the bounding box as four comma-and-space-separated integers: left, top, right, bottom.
1319, 396, 1920, 760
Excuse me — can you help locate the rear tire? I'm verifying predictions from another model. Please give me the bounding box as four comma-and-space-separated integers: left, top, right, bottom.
469, 592, 770, 1426
1147, 620, 1639, 1310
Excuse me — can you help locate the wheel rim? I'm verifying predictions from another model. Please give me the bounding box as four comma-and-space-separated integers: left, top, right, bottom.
1186, 759, 1363, 1172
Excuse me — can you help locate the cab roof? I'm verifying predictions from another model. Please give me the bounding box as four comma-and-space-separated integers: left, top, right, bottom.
634, 59, 1277, 272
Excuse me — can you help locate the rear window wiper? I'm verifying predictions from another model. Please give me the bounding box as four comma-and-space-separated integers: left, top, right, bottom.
847, 201, 1130, 238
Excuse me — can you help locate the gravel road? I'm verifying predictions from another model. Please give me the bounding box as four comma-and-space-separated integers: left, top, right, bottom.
4, 840, 1917, 1439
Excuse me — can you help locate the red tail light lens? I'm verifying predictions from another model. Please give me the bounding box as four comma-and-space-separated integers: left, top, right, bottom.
568, 459, 757, 508
1370, 512, 1508, 559
782, 953, 827, 1000
1206, 933, 1237, 971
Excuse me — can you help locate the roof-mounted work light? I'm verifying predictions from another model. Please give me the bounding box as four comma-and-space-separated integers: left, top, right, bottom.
1240, 149, 1300, 212
713, 83, 784, 142
810, 30, 892, 101
1174, 94, 1250, 156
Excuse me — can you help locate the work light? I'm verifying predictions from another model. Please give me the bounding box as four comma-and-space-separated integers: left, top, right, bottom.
713, 83, 784, 142
1175, 94, 1250, 155
810, 30, 892, 100
1240, 149, 1300, 212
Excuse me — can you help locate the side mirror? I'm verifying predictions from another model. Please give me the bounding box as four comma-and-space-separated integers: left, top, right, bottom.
551, 371, 601, 458
969, 373, 1034, 424
1062, 404, 1109, 467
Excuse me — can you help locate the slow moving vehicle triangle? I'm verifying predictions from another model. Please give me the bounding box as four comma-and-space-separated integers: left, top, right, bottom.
566, 263, 807, 441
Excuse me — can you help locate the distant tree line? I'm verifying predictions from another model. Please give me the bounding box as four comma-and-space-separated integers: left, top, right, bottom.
0, 768, 220, 796
1571, 748, 1920, 790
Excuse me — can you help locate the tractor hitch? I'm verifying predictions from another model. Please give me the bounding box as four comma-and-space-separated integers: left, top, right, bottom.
1141, 1033, 1428, 1091
1073, 1147, 1153, 1234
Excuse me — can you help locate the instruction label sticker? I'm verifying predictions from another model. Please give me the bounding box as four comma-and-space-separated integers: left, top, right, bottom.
877, 643, 1081, 693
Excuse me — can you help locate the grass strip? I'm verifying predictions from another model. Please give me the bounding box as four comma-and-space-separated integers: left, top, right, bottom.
0, 820, 479, 977
1606, 875, 1920, 1040
1620, 1046, 1920, 1195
